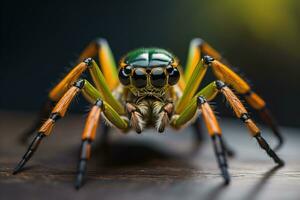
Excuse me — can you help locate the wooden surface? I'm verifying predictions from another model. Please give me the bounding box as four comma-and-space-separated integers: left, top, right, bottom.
0, 111, 299, 200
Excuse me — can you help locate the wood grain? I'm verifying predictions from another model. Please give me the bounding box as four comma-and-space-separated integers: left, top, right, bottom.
0, 111, 299, 200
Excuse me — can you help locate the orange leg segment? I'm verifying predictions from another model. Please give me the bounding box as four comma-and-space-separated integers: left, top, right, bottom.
214, 81, 284, 165
13, 80, 84, 174
75, 100, 102, 189
203, 56, 283, 149
197, 96, 230, 184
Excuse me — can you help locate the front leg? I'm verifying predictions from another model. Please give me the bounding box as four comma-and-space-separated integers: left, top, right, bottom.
172, 96, 230, 184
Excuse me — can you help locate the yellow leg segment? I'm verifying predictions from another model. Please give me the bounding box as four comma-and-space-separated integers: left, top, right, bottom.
175, 59, 208, 114
184, 38, 222, 82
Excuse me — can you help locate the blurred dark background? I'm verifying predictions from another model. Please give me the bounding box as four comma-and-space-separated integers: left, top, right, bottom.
1, 0, 299, 127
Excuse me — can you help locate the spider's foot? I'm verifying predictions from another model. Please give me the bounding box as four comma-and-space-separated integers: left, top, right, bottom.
13, 132, 45, 175
12, 159, 26, 174
75, 173, 84, 190
211, 135, 231, 185
75, 156, 88, 190
255, 134, 285, 166
220, 166, 231, 185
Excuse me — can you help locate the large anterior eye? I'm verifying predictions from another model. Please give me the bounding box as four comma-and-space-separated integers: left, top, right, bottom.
118, 66, 131, 86
167, 66, 180, 85
132, 68, 147, 88
151, 67, 166, 88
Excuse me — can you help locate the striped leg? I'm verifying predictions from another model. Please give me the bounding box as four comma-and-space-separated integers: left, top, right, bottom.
172, 81, 284, 167
192, 116, 235, 157
13, 80, 129, 175
213, 81, 284, 165
204, 55, 283, 149
197, 96, 230, 184
13, 81, 84, 174
183, 38, 283, 149
21, 37, 122, 142
198, 97, 230, 184
172, 96, 230, 184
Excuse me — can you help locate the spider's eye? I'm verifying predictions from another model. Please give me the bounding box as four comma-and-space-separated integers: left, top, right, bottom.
124, 65, 132, 75
151, 67, 166, 88
132, 68, 147, 88
166, 65, 173, 73
118, 68, 130, 86
167, 67, 180, 85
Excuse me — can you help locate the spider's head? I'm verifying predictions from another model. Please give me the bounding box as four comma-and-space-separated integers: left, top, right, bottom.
118, 48, 180, 97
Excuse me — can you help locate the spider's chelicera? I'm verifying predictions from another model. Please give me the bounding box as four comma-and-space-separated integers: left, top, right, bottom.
13, 38, 284, 189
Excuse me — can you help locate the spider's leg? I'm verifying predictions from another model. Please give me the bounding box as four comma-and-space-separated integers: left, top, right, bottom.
13, 79, 128, 175
74, 85, 129, 189
192, 116, 235, 157
19, 60, 89, 142
175, 55, 207, 114
78, 38, 119, 90
21, 38, 120, 142
185, 38, 283, 150
13, 80, 84, 174
21, 56, 124, 142
215, 80, 284, 165
176, 56, 235, 156
197, 97, 230, 184
184, 38, 223, 82
172, 81, 284, 166
75, 100, 102, 189
172, 96, 230, 184
205, 81, 284, 165
205, 56, 283, 149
